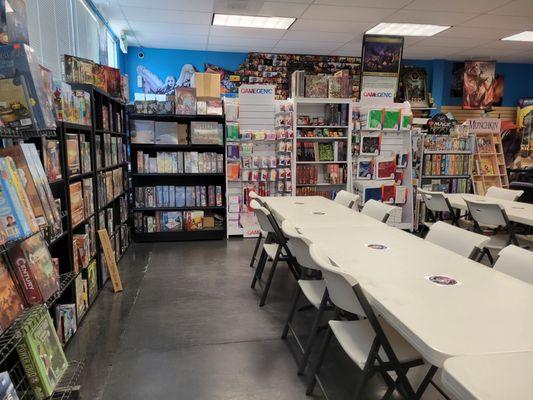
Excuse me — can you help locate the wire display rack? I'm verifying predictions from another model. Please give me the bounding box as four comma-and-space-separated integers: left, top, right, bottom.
48, 360, 84, 400
0, 127, 58, 140
45, 272, 79, 309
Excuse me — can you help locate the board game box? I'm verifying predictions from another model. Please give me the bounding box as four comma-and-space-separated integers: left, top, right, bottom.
0, 258, 24, 332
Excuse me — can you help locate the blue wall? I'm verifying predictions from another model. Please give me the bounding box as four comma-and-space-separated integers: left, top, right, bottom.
125, 47, 246, 100
124, 46, 533, 108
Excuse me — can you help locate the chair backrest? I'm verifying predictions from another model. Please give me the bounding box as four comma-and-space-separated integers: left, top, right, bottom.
486, 186, 524, 201
418, 188, 453, 213
334, 190, 360, 210
465, 199, 508, 228
361, 200, 396, 223
249, 190, 266, 206
309, 243, 365, 316
494, 245, 533, 285
281, 220, 318, 270
250, 200, 274, 233
425, 221, 489, 259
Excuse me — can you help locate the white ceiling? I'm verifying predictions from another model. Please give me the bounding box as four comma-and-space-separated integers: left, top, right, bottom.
93, 0, 533, 62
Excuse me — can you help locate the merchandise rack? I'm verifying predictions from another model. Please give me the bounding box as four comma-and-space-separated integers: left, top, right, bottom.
129, 113, 226, 241
472, 131, 510, 195
293, 98, 353, 196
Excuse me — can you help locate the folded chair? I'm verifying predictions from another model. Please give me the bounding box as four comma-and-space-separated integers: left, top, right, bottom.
361, 200, 396, 223
334, 190, 360, 210
493, 245, 533, 285
306, 244, 425, 399
425, 221, 489, 259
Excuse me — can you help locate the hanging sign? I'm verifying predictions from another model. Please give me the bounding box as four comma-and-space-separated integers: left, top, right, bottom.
465, 118, 501, 134
427, 113, 457, 135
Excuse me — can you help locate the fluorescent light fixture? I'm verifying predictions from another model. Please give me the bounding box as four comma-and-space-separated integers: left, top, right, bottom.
502, 31, 533, 42
212, 14, 295, 30
366, 23, 450, 37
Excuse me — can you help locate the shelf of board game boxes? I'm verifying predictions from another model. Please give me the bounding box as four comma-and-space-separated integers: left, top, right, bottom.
0, 127, 58, 140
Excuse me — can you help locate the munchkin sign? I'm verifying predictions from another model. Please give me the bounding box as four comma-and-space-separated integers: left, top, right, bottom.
465, 118, 501, 134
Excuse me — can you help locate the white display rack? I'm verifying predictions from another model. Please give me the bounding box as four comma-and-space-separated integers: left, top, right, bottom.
293, 98, 353, 197
351, 102, 415, 230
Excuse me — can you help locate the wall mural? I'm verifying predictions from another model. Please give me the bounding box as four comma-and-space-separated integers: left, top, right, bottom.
136, 64, 196, 94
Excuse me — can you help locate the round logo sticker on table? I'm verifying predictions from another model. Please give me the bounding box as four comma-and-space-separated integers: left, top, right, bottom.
426, 275, 461, 286
366, 244, 389, 250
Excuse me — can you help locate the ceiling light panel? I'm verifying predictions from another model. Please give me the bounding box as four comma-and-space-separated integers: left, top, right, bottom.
212, 14, 295, 30
366, 22, 450, 36
502, 31, 533, 42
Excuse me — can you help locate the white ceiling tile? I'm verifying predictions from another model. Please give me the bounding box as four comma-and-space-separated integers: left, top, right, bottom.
136, 32, 208, 44
281, 30, 356, 43
405, 0, 510, 13
209, 26, 286, 39
118, 0, 214, 12
462, 14, 533, 30
451, 47, 521, 59
208, 37, 279, 48
384, 10, 477, 25
128, 21, 210, 36
488, 0, 533, 17
301, 5, 395, 22
414, 36, 494, 48
477, 40, 533, 50
206, 43, 272, 52
93, 2, 125, 20
121, 6, 213, 24
140, 41, 207, 51
289, 19, 374, 34
435, 26, 522, 40
272, 46, 333, 55
257, 2, 309, 17
274, 39, 347, 50
334, 40, 363, 54
402, 45, 466, 57
315, 0, 411, 7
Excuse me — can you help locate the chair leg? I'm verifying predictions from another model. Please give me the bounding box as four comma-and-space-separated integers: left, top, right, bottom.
251, 248, 267, 289
259, 246, 281, 307
281, 286, 301, 339
297, 290, 328, 375
306, 325, 333, 396
414, 365, 438, 400
249, 233, 263, 268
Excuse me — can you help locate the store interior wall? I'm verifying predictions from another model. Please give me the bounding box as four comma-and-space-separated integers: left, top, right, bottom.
124, 46, 533, 110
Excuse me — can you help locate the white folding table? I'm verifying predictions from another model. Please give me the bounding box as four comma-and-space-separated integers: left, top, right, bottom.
442, 352, 533, 400
446, 193, 533, 227
298, 225, 533, 368
263, 196, 380, 228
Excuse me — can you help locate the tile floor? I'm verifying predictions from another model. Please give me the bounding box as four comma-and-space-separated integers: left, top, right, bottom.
67, 239, 443, 400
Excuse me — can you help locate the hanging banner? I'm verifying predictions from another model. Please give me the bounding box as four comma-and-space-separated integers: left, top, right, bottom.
462, 61, 497, 109
361, 35, 404, 94
465, 118, 501, 134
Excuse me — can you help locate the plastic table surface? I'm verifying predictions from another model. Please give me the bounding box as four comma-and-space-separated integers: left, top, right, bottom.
298, 225, 533, 368
442, 352, 533, 400
446, 193, 533, 226
263, 196, 380, 228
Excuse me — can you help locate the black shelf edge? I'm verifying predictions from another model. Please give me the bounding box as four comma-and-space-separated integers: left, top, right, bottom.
48, 178, 66, 186
133, 206, 225, 212
133, 229, 225, 242
45, 271, 80, 309
72, 212, 95, 230
133, 173, 225, 177
49, 230, 68, 246
95, 129, 126, 136
0, 127, 58, 139
128, 113, 224, 122
130, 143, 224, 150
67, 171, 94, 182
70, 83, 125, 104
98, 192, 127, 211
97, 162, 128, 173
60, 122, 92, 132
48, 360, 84, 400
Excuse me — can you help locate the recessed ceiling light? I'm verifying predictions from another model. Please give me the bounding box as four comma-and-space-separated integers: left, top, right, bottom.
501, 31, 533, 42
212, 14, 295, 30
366, 23, 450, 37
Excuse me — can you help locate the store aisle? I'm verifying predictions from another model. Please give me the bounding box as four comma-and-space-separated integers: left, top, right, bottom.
66, 240, 440, 400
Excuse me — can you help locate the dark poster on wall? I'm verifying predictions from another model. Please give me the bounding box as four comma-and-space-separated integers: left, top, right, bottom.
450, 62, 464, 98
362, 35, 404, 76
401, 67, 429, 108
462, 60, 497, 109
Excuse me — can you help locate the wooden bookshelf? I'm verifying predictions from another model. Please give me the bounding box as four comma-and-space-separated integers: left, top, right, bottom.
472, 131, 510, 195
129, 113, 226, 241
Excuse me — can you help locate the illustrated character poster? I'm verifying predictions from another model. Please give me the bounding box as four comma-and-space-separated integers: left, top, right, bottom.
401, 67, 428, 108
462, 61, 497, 109
136, 64, 197, 94
362, 35, 404, 76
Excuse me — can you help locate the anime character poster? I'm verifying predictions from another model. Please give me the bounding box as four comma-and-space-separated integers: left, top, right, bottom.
462, 61, 497, 109
136, 63, 197, 94
362, 35, 404, 76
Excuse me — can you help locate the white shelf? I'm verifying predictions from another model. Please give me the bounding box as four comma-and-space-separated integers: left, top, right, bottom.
296, 183, 346, 186
297, 125, 349, 129
296, 136, 347, 140
296, 161, 348, 164
293, 97, 352, 104
424, 150, 472, 154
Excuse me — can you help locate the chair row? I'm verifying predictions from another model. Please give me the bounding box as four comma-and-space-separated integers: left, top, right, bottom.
248, 191, 533, 399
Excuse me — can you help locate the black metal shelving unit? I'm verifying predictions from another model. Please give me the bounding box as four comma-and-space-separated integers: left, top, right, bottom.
129, 113, 227, 241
